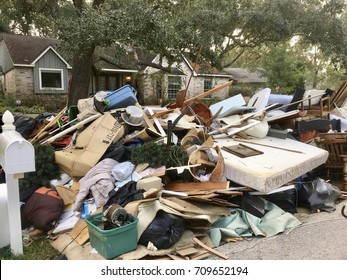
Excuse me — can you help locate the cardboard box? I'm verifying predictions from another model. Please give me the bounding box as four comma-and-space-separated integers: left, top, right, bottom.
136, 176, 163, 191
55, 113, 124, 178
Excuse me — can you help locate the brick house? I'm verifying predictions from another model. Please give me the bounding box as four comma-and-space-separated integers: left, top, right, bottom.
0, 33, 137, 103
0, 33, 71, 103
0, 33, 233, 105
137, 53, 233, 105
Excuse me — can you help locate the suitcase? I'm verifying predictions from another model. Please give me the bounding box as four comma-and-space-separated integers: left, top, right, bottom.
104, 85, 138, 110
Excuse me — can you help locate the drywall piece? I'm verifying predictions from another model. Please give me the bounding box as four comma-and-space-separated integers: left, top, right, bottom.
209, 94, 246, 117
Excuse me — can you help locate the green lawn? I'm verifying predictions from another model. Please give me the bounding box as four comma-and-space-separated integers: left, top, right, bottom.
0, 238, 60, 260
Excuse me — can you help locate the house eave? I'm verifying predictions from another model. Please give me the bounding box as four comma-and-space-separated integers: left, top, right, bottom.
101, 68, 139, 73
13, 64, 35, 68
196, 73, 233, 78
31, 46, 72, 68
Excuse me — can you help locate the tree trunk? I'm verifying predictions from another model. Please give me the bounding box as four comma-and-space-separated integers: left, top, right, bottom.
67, 45, 95, 107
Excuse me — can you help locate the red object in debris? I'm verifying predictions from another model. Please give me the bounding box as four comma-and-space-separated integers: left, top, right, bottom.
50, 135, 73, 148
300, 130, 317, 142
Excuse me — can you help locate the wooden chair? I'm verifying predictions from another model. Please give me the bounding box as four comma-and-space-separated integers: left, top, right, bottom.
314, 132, 347, 177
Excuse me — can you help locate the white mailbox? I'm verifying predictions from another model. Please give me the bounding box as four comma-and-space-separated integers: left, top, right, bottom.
0, 130, 35, 174
0, 110, 36, 255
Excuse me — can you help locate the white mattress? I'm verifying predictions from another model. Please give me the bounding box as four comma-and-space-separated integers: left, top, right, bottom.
215, 136, 329, 193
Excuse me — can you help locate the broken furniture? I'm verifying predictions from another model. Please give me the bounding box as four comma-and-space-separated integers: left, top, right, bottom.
296, 118, 341, 142
341, 155, 347, 191
306, 81, 347, 118
314, 133, 347, 184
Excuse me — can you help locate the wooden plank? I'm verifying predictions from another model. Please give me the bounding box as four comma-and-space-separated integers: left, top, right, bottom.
190, 251, 210, 260
41, 107, 126, 144
233, 139, 304, 154
168, 80, 234, 109
330, 81, 347, 106
40, 112, 101, 144
147, 256, 172, 260
135, 103, 157, 132
191, 252, 210, 260
166, 254, 186, 260
146, 107, 167, 136
176, 247, 200, 257
152, 108, 175, 118
75, 227, 89, 246
193, 237, 229, 260
164, 181, 230, 192
30, 106, 67, 143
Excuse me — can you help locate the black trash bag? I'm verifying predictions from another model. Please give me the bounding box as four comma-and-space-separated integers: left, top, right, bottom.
263, 187, 298, 214
0, 114, 37, 139
103, 181, 144, 209
139, 210, 185, 249
230, 192, 267, 218
14, 115, 38, 139
296, 177, 341, 212
100, 142, 132, 163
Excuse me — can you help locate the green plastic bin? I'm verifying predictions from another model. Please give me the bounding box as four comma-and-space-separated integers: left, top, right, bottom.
86, 212, 138, 259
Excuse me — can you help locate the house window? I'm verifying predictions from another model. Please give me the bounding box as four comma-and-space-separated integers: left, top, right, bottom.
97, 76, 106, 91
168, 76, 181, 99
39, 68, 63, 90
156, 78, 162, 99
204, 77, 213, 99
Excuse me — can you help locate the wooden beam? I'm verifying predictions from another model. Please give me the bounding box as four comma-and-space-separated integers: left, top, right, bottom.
168, 80, 234, 109
193, 237, 229, 260
30, 106, 67, 143
164, 181, 230, 192
234, 139, 304, 154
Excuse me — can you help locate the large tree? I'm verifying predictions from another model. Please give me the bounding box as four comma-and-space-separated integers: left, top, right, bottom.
0, 0, 62, 36
59, 0, 312, 105
1, 0, 347, 104
259, 43, 307, 93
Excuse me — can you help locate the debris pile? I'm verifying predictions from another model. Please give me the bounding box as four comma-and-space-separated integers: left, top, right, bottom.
2, 80, 347, 259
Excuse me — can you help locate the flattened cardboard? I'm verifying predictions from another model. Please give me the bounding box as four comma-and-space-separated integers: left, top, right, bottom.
55, 113, 124, 178
69, 218, 89, 245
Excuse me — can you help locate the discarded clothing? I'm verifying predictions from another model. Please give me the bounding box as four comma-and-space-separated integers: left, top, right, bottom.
74, 158, 118, 211
208, 198, 301, 247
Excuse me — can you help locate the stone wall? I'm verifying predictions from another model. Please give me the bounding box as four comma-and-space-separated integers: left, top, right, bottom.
3, 69, 16, 93
139, 56, 230, 104
3, 68, 67, 111
14, 68, 34, 97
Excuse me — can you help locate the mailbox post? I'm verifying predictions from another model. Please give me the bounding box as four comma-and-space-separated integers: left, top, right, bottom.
0, 110, 35, 255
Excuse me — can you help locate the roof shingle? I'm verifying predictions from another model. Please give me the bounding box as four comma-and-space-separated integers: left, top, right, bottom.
0, 33, 60, 64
